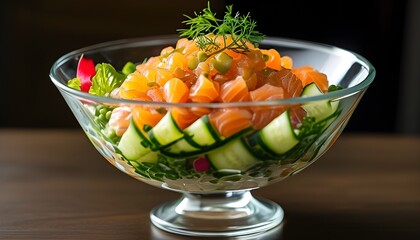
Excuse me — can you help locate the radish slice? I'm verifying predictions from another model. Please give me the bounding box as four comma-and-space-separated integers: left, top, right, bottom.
77, 55, 96, 92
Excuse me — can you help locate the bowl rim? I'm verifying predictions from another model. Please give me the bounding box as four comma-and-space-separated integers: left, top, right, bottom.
49, 35, 376, 108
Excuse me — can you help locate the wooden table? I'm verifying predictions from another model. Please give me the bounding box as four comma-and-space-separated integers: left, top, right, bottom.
1, 130, 419, 240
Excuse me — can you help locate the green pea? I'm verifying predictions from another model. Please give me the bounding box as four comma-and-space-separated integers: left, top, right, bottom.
122, 61, 136, 75
98, 114, 106, 121
105, 111, 112, 120
99, 108, 107, 115
212, 52, 232, 74
197, 51, 208, 62
188, 57, 199, 70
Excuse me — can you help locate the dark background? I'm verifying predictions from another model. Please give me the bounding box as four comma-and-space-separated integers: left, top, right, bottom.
1, 0, 418, 134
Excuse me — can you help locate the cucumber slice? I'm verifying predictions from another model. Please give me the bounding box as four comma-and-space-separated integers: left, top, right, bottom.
117, 120, 152, 161
134, 151, 159, 163
301, 83, 338, 122
159, 115, 223, 158
148, 111, 184, 147
207, 137, 259, 170
161, 138, 201, 156
184, 115, 222, 147
258, 110, 299, 155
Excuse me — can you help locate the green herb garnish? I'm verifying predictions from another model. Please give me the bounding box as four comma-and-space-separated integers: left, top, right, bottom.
178, 2, 265, 56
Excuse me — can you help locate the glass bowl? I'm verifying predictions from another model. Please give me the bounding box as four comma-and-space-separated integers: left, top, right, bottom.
50, 35, 375, 237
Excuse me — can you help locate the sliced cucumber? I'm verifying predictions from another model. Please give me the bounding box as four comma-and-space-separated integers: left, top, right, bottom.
161, 138, 201, 156
148, 111, 184, 147
134, 151, 159, 163
301, 83, 339, 122
257, 110, 299, 155
184, 115, 222, 147
117, 120, 152, 161
207, 137, 259, 170
159, 115, 223, 158
212, 169, 242, 178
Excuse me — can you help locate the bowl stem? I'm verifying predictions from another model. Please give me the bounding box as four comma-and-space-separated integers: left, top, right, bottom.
150, 190, 284, 237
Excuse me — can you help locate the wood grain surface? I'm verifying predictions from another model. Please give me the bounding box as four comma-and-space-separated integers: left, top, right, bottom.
1, 130, 419, 240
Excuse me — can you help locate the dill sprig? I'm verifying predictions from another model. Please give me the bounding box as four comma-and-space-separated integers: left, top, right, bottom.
178, 2, 265, 56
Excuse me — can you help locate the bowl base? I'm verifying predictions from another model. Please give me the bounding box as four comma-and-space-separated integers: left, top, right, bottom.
150, 191, 283, 237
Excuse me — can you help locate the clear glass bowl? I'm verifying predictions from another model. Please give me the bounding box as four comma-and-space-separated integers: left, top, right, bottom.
50, 35, 375, 237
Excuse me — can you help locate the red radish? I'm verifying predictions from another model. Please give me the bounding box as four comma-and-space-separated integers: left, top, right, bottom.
193, 157, 211, 172
77, 55, 96, 92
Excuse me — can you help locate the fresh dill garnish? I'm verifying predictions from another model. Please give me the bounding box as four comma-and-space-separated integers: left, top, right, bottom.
178, 2, 265, 56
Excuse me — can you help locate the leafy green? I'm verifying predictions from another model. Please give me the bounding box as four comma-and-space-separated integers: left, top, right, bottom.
89, 63, 126, 96
296, 117, 319, 139
67, 78, 81, 90
132, 155, 201, 182
178, 2, 265, 56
